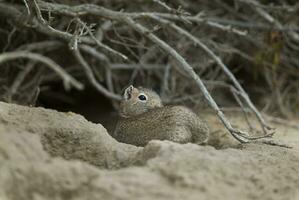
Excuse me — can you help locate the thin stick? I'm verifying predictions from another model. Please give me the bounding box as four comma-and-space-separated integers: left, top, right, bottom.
151, 17, 272, 134
80, 44, 119, 105
122, 17, 250, 143
10, 61, 35, 96
72, 48, 121, 100
0, 51, 83, 90
76, 18, 128, 60
22, 0, 31, 15
206, 80, 255, 132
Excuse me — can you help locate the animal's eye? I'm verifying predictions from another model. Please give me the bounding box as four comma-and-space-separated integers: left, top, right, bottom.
138, 94, 147, 101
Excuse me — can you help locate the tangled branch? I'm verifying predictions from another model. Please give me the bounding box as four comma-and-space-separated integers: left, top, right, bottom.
0, 51, 83, 90
0, 0, 297, 146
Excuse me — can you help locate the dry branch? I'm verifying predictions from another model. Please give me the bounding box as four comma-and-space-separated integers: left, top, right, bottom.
0, 51, 83, 90
72, 49, 121, 100
121, 17, 269, 143
9, 61, 35, 97
35, 0, 273, 142
0, 0, 297, 146
155, 17, 273, 134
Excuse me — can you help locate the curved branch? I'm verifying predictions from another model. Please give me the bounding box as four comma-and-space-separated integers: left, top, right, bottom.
149, 16, 271, 133
0, 51, 84, 90
122, 17, 251, 143
72, 48, 121, 100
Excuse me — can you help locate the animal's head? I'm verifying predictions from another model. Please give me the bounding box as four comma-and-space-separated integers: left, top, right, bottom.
119, 85, 163, 117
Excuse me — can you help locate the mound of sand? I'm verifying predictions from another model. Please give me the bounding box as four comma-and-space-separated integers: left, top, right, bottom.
0, 102, 299, 200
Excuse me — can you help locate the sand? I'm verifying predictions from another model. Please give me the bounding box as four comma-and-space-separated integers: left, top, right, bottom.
0, 101, 298, 200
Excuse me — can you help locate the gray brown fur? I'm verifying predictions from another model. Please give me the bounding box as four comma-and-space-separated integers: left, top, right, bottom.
114, 86, 209, 146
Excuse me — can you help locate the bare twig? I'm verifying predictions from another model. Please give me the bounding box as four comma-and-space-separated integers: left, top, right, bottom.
152, 0, 176, 13
35, 1, 250, 36
206, 80, 255, 132
9, 61, 35, 96
151, 0, 191, 24
22, 0, 31, 15
30, 0, 276, 142
76, 18, 128, 60
17, 40, 63, 52
150, 17, 272, 134
0, 51, 84, 90
80, 44, 119, 105
122, 16, 251, 143
32, 0, 47, 24
1, 0, 296, 146
72, 48, 121, 100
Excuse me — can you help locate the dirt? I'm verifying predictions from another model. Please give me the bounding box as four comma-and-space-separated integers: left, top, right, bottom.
0, 101, 299, 200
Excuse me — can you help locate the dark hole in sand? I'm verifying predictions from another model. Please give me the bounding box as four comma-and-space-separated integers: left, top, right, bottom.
37, 83, 118, 134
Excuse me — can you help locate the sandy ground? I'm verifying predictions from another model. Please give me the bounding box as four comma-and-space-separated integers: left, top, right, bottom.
0, 102, 299, 200
201, 109, 299, 150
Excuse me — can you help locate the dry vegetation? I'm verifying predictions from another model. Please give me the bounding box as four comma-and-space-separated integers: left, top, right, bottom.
0, 0, 298, 143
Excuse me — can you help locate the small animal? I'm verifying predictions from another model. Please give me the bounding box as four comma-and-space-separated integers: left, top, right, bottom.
114, 85, 209, 146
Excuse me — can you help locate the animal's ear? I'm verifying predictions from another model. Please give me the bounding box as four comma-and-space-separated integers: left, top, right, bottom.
123, 85, 134, 100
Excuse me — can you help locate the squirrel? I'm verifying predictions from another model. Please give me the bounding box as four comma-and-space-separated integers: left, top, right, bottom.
113, 85, 209, 147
